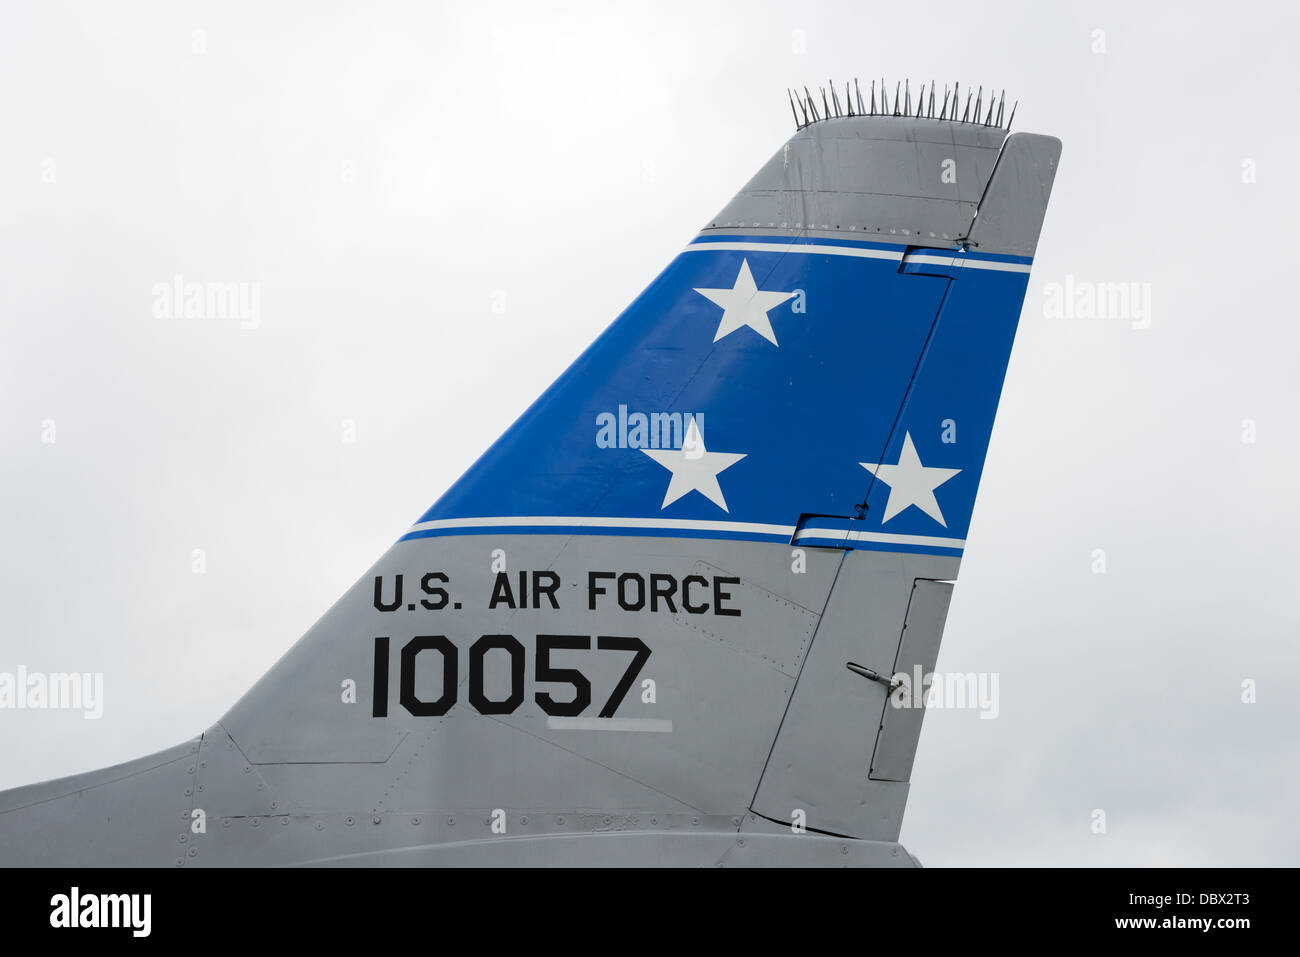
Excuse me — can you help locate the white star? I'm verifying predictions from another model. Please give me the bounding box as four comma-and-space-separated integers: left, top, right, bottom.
860, 432, 962, 527
693, 258, 796, 346
641, 417, 746, 512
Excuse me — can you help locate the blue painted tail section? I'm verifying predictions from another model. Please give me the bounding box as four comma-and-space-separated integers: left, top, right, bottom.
406, 124, 1061, 558
405, 237, 1030, 556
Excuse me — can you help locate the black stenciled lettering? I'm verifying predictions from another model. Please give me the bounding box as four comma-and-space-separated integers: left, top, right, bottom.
468, 635, 525, 715
420, 572, 449, 610
617, 572, 645, 611
649, 574, 678, 613
713, 576, 742, 617
400, 635, 457, 716
588, 572, 614, 610
596, 636, 651, 717
372, 636, 389, 717
533, 571, 560, 609
682, 574, 710, 614
535, 634, 591, 716
489, 572, 516, 609
374, 574, 403, 612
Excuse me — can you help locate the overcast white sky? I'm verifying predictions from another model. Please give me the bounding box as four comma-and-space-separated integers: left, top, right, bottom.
2, 0, 1297, 865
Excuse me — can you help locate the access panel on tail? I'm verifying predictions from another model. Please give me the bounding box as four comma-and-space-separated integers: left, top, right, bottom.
0, 83, 1060, 867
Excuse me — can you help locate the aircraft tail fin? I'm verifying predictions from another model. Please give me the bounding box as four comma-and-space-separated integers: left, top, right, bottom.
224, 96, 1061, 845
0, 84, 1060, 864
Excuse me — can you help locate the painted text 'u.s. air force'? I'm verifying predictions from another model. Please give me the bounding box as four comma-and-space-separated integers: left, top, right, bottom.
373, 571, 742, 617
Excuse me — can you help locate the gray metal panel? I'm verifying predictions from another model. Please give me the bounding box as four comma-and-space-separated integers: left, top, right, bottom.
303, 832, 918, 868
965, 132, 1062, 256
360, 712, 700, 814
669, 560, 821, 677
220, 535, 839, 817
192, 725, 300, 818
0, 534, 949, 865
751, 549, 959, 840
869, 579, 954, 782
0, 736, 197, 814
706, 116, 1007, 242
0, 739, 199, 866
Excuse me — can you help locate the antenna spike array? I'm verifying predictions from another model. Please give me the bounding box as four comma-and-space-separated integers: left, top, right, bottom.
787, 78, 1019, 132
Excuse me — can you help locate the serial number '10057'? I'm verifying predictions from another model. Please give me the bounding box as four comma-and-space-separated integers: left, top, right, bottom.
370, 634, 651, 719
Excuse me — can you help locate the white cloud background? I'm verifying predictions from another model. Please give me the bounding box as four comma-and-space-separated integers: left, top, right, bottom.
1, 0, 1296, 865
